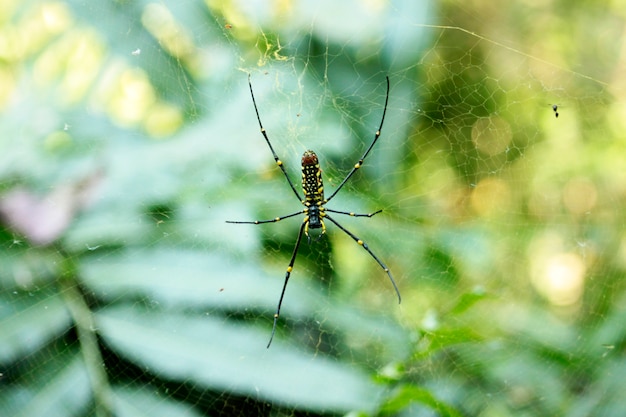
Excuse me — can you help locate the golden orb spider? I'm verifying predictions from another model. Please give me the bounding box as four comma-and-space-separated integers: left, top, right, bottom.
227, 75, 401, 347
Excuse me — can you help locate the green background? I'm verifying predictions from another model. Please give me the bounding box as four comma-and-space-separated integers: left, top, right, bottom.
0, 1, 625, 416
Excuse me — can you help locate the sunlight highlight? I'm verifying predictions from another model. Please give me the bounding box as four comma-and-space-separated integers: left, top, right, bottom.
541, 253, 586, 306
470, 178, 512, 217
41, 2, 72, 31
529, 233, 587, 306
471, 116, 513, 156
141, 4, 199, 73
144, 103, 184, 137
562, 177, 598, 215
104, 67, 156, 127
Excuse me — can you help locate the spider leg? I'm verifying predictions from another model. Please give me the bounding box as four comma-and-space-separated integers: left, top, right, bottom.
325, 208, 382, 218
226, 210, 304, 225
248, 74, 303, 203
324, 213, 401, 304
325, 76, 390, 203
267, 221, 307, 348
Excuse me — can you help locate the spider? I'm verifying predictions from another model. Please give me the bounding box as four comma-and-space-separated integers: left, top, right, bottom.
227, 75, 401, 348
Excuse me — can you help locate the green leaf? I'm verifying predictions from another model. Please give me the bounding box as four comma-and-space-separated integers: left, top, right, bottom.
412, 327, 484, 360
0, 291, 71, 363
380, 384, 463, 417
80, 247, 315, 313
96, 305, 384, 414
6, 353, 91, 417
448, 287, 488, 316
112, 386, 204, 417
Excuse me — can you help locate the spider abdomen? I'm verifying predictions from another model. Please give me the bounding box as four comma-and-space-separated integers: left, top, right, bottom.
301, 150, 324, 205
307, 205, 323, 229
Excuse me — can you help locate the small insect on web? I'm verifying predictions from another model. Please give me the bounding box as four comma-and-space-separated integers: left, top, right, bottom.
227, 74, 401, 348
551, 104, 560, 118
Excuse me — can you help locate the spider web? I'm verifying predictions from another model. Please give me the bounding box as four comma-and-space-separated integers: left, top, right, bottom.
1, 1, 624, 417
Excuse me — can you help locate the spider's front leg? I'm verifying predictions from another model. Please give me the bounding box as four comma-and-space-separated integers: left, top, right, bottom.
225, 210, 304, 225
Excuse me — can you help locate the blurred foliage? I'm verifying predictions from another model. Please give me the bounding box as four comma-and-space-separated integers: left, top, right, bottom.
1, 1, 626, 417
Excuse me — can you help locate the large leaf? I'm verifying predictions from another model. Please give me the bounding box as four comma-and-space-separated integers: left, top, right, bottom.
0, 291, 71, 363
96, 305, 384, 413
2, 353, 91, 417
